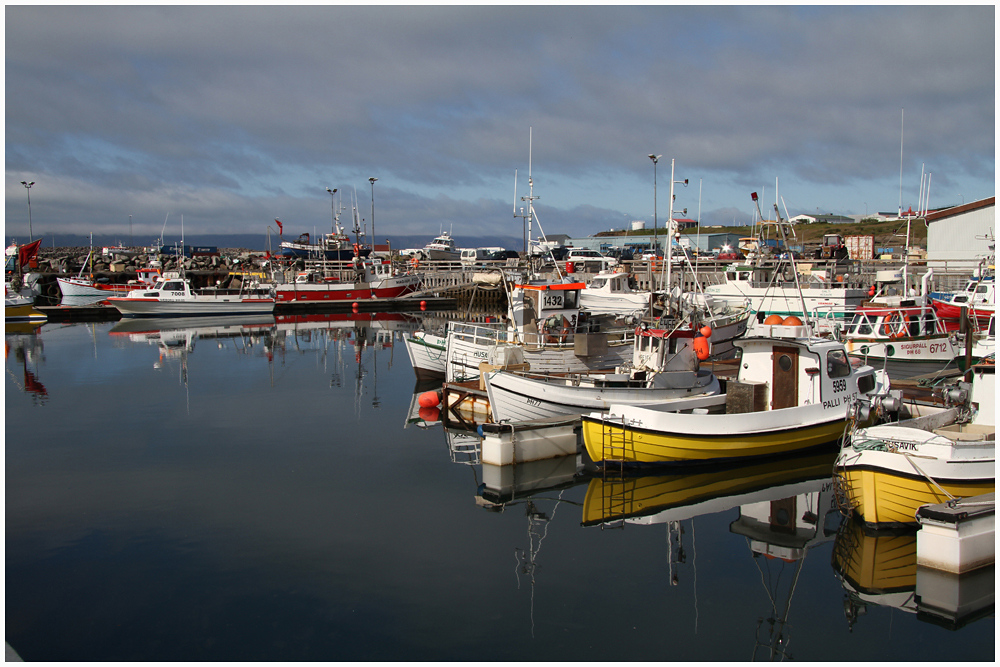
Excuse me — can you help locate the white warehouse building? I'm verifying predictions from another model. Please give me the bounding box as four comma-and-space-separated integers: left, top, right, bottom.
925, 197, 994, 266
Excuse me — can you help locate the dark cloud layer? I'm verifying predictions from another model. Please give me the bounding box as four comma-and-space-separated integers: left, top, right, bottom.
5, 5, 994, 242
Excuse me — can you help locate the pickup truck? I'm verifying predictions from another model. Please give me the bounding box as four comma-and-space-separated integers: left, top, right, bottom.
564, 249, 618, 272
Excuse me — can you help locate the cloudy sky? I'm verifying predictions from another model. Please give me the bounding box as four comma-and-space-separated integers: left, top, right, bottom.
5, 4, 995, 246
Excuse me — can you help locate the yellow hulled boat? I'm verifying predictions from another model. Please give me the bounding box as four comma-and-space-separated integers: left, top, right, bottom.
582, 323, 885, 466
835, 362, 994, 528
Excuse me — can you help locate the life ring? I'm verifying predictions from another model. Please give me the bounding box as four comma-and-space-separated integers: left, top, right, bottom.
882, 313, 901, 338
410, 256, 419, 270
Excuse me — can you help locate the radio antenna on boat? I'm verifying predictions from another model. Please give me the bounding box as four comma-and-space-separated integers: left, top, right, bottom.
898, 108, 904, 219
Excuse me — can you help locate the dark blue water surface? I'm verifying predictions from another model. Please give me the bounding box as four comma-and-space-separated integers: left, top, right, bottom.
6, 317, 994, 661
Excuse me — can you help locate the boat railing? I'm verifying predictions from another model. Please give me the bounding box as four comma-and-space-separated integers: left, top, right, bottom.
447, 319, 634, 351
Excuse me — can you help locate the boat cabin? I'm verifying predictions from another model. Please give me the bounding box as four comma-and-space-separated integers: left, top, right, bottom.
734, 324, 880, 412
508, 281, 587, 342
842, 303, 944, 339
587, 271, 633, 294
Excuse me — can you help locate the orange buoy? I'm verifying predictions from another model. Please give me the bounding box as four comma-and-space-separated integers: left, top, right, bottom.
782, 315, 803, 326
418, 390, 441, 408
699, 325, 713, 338
868, 285, 876, 297
352, 301, 360, 311
418, 406, 440, 422
763, 314, 784, 325
693, 335, 710, 361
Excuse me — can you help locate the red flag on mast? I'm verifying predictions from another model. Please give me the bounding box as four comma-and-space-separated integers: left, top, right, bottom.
275, 219, 283, 235
18, 239, 42, 267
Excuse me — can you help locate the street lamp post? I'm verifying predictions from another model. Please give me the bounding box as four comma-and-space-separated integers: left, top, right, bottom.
648, 155, 661, 255
369, 177, 378, 246
20, 181, 35, 242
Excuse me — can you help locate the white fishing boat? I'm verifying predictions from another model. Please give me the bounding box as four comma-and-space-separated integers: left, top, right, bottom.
704, 204, 866, 332
443, 277, 635, 382
108, 272, 275, 317
833, 361, 995, 529
484, 323, 723, 423
705, 259, 867, 330
402, 329, 449, 378
57, 267, 162, 299
579, 270, 658, 316
581, 319, 886, 466
422, 231, 461, 262
839, 302, 960, 377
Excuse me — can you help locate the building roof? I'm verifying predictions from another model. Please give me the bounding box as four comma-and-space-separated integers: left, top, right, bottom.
924, 197, 995, 223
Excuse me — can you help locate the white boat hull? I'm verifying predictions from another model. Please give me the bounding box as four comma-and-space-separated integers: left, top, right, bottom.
109, 295, 275, 317
56, 277, 130, 298
484, 368, 723, 422
835, 415, 995, 527
403, 331, 448, 377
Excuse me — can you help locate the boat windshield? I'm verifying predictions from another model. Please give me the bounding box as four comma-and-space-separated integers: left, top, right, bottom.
827, 349, 851, 378
847, 313, 874, 335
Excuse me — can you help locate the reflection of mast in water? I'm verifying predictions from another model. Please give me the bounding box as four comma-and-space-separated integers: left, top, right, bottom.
514, 491, 567, 639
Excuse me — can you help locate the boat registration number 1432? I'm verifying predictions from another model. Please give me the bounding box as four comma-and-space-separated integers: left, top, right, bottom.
542, 294, 564, 309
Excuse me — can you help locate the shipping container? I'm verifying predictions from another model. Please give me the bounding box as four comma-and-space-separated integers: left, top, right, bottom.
845, 235, 875, 260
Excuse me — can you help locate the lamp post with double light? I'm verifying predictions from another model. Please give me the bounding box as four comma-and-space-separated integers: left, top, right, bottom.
20, 181, 35, 242
648, 154, 661, 255
369, 177, 378, 245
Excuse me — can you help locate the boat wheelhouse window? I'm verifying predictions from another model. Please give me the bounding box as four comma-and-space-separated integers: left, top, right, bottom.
589, 278, 607, 289
856, 372, 876, 394
826, 349, 851, 378
162, 281, 185, 291
848, 313, 873, 335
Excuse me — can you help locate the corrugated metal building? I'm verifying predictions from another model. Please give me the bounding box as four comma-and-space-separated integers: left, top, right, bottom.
925, 197, 994, 263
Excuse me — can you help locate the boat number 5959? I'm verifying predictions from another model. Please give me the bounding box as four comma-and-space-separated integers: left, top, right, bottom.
832, 379, 847, 393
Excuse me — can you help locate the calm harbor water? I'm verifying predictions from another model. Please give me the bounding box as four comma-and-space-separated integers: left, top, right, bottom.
5, 316, 994, 662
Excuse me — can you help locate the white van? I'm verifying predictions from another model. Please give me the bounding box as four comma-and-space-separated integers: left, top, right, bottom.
460, 248, 492, 265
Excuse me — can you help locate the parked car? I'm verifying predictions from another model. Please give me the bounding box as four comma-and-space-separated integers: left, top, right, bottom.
565, 248, 618, 271
606, 247, 635, 262
715, 251, 741, 261
487, 249, 521, 261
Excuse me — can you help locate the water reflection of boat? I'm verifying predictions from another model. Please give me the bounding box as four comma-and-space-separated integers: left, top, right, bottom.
444, 426, 481, 466
832, 517, 995, 631
474, 452, 587, 639
5, 327, 48, 402
405, 377, 444, 429
581, 449, 838, 527
109, 314, 277, 346
109, 315, 278, 403
583, 448, 841, 660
